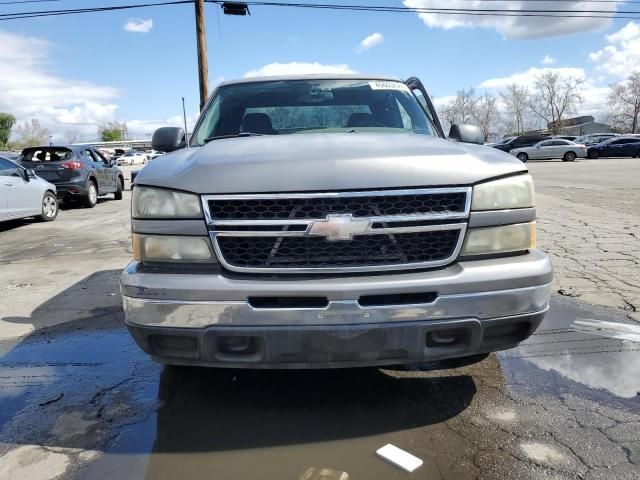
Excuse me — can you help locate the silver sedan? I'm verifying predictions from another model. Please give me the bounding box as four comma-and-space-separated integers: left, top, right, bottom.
0, 157, 58, 223
510, 139, 587, 162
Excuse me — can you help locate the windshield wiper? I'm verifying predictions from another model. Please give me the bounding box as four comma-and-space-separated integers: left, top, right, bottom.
203, 132, 264, 143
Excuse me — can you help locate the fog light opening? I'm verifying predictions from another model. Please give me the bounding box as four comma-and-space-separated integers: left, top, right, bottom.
217, 336, 261, 356
426, 328, 470, 349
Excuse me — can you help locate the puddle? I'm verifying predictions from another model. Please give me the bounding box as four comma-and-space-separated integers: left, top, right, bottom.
0, 296, 638, 479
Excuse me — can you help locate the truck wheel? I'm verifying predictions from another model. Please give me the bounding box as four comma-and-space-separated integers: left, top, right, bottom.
588, 150, 599, 159
517, 153, 528, 162
39, 191, 58, 221
84, 181, 98, 208
115, 177, 124, 200
563, 151, 576, 162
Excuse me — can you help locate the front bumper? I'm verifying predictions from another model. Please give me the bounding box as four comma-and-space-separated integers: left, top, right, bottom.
121, 250, 553, 368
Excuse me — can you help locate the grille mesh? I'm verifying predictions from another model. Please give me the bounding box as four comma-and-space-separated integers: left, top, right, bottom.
216, 230, 460, 269
208, 192, 467, 220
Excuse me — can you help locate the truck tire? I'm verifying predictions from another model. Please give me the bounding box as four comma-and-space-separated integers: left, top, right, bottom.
84, 180, 98, 208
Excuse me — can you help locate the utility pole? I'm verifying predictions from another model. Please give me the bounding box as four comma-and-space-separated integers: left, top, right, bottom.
195, 0, 209, 111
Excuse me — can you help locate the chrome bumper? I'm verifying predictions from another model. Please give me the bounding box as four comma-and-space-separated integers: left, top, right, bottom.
121, 251, 552, 368
123, 283, 550, 328
121, 250, 553, 329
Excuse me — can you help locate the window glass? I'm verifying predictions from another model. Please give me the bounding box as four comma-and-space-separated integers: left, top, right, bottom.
19, 148, 72, 162
193, 79, 435, 145
0, 158, 21, 177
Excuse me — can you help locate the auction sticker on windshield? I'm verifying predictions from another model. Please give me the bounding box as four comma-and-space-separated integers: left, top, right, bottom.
369, 80, 410, 92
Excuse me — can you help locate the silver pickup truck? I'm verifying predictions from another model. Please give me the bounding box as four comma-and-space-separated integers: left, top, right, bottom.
121, 75, 552, 368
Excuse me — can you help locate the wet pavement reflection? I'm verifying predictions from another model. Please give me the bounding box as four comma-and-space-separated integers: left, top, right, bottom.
1, 295, 639, 479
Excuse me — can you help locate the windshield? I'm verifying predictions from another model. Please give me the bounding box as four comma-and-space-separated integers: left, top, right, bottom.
192, 79, 436, 145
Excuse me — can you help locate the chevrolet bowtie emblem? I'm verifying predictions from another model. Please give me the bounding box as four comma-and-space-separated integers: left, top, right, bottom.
308, 214, 370, 241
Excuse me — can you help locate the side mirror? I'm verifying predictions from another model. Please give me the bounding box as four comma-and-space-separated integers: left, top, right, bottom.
152, 127, 186, 152
25, 168, 36, 181
448, 124, 484, 145
108, 158, 117, 166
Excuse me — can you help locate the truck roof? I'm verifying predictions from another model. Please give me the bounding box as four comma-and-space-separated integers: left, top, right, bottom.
218, 74, 403, 87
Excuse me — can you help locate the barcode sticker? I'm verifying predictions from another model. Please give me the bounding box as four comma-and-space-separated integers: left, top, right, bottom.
369, 81, 410, 92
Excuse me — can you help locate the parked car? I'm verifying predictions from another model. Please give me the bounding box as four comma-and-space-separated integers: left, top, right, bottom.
117, 151, 147, 166
574, 133, 619, 146
121, 74, 552, 369
587, 136, 640, 159
491, 135, 547, 152
0, 151, 20, 161
0, 156, 58, 222
510, 139, 587, 162
18, 145, 124, 208
146, 150, 164, 161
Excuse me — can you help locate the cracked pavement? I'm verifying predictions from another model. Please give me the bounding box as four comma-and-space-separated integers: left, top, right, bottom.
0, 162, 639, 479
530, 159, 640, 319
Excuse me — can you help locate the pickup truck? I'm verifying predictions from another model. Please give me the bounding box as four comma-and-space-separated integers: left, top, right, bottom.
121, 74, 552, 368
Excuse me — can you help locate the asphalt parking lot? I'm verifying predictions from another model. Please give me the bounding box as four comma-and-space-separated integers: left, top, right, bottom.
0, 160, 639, 480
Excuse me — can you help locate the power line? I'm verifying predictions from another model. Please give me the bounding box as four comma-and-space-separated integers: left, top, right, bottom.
0, 0, 193, 20
3, 0, 640, 21
206, 1, 640, 19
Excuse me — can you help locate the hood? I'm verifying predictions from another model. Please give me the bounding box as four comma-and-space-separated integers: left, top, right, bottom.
135, 133, 527, 194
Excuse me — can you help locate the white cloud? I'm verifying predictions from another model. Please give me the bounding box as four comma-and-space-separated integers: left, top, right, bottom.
478, 66, 610, 119
589, 21, 640, 77
356, 32, 384, 52
402, 0, 619, 39
0, 30, 121, 142
479, 66, 587, 90
124, 18, 153, 33
542, 55, 556, 65
244, 62, 357, 78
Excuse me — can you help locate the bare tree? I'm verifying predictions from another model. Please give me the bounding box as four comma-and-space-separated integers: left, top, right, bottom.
452, 88, 478, 124
500, 84, 529, 135
474, 93, 500, 142
438, 88, 478, 133
437, 103, 457, 134
14, 119, 51, 148
64, 129, 82, 144
528, 72, 584, 134
607, 72, 640, 134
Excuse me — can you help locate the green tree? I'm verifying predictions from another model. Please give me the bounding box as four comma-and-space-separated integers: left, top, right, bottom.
0, 112, 16, 149
99, 121, 128, 142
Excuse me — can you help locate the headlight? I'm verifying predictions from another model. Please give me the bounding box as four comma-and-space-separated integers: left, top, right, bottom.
132, 234, 216, 263
472, 175, 535, 211
462, 222, 536, 257
132, 186, 202, 219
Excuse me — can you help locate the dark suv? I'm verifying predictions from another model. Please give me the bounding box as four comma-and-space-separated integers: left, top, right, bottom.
19, 145, 124, 207
491, 135, 546, 153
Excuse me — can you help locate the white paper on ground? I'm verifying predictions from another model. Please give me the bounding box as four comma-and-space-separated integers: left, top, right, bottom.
376, 444, 423, 473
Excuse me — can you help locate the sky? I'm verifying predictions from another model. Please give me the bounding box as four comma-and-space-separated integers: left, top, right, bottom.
1, 0, 640, 141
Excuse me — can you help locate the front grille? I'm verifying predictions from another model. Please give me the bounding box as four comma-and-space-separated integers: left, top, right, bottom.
208, 191, 467, 220
217, 230, 461, 269
203, 188, 471, 273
